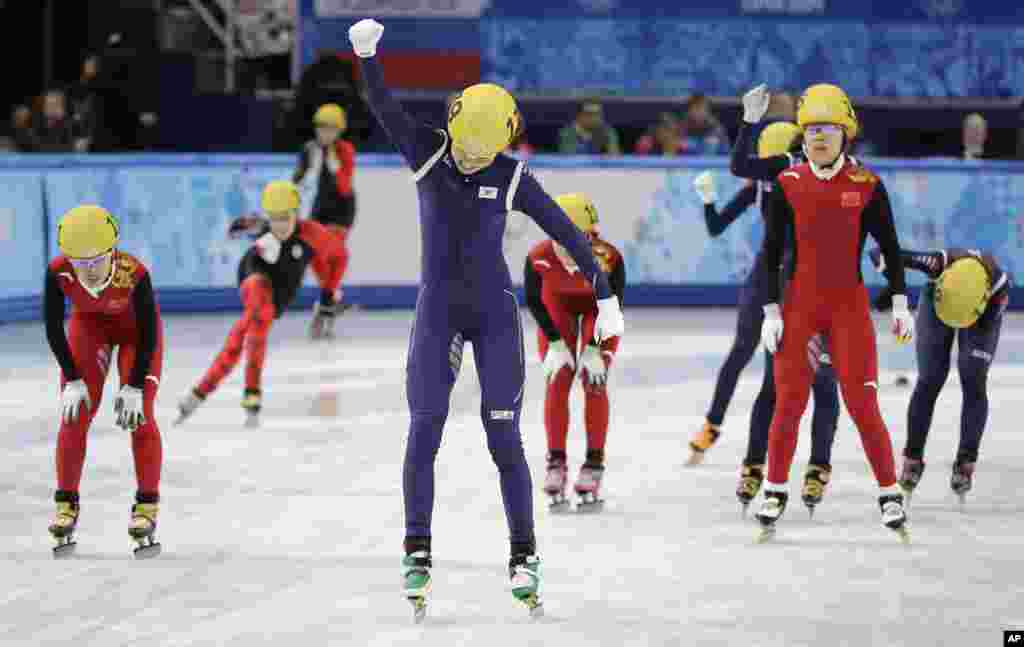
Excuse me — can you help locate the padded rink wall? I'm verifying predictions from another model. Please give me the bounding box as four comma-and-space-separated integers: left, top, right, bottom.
2, 153, 1024, 324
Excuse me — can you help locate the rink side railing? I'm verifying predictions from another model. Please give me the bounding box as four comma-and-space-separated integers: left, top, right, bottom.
2, 153, 1023, 324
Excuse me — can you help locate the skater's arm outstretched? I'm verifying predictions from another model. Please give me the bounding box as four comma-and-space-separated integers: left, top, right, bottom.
128, 272, 158, 387
514, 171, 612, 300
861, 181, 907, 297
523, 258, 562, 342
43, 269, 79, 381
704, 183, 758, 237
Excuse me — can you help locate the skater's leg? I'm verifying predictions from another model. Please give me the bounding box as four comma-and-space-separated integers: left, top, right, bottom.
403, 291, 458, 543
829, 290, 897, 488
473, 289, 534, 551
954, 307, 1003, 464
116, 332, 164, 499
905, 290, 955, 460
242, 275, 276, 398
808, 334, 839, 467
57, 316, 111, 493
765, 303, 816, 487
745, 349, 775, 466
579, 312, 616, 462
537, 310, 580, 459
706, 285, 763, 426
195, 275, 274, 396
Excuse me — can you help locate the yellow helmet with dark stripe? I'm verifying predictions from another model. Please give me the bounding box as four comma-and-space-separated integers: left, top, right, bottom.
757, 122, 802, 158
797, 84, 859, 140
555, 193, 598, 234
314, 103, 346, 129
447, 83, 521, 158
261, 180, 301, 215
934, 258, 991, 328
58, 205, 119, 258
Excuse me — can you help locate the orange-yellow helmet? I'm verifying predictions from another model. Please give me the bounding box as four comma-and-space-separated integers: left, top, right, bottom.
797, 84, 859, 140
57, 205, 119, 258
554, 193, 598, 234
447, 83, 521, 158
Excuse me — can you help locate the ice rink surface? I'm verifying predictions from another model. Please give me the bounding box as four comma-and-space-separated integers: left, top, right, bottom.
1, 308, 1022, 646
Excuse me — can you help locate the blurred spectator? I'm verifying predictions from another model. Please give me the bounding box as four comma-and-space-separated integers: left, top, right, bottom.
12, 104, 35, 152
66, 54, 101, 152
679, 94, 730, 155
292, 50, 370, 149
961, 113, 989, 160
558, 101, 621, 155
764, 91, 796, 122
633, 112, 684, 156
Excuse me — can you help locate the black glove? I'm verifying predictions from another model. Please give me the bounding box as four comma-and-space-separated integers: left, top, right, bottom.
872, 287, 894, 312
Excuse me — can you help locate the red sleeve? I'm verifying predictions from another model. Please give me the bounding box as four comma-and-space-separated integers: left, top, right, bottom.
337, 140, 355, 195
300, 220, 344, 292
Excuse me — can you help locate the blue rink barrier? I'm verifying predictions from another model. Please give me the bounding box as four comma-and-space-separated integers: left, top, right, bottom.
2, 154, 1023, 325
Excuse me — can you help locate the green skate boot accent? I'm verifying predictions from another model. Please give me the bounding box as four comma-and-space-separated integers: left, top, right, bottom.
509, 554, 543, 617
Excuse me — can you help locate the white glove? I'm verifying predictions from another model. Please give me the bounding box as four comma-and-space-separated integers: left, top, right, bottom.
595, 296, 624, 342
255, 231, 282, 264
114, 385, 146, 431
761, 303, 784, 354
578, 345, 609, 387
891, 294, 914, 345
60, 379, 92, 425
348, 19, 384, 58
542, 339, 575, 381
693, 170, 717, 205
742, 83, 771, 124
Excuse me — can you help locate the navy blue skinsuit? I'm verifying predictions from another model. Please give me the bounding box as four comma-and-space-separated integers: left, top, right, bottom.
873, 248, 1010, 464
705, 123, 840, 467
360, 58, 612, 553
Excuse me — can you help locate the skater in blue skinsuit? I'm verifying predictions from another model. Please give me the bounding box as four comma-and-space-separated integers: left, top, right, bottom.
347, 19, 624, 619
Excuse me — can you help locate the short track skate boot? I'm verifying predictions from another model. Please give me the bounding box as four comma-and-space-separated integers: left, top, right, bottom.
755, 490, 788, 543
174, 388, 205, 426
543, 454, 569, 513
509, 553, 543, 618
801, 464, 831, 516
898, 457, 925, 505
48, 491, 79, 558
950, 460, 975, 504
129, 496, 161, 559
241, 388, 261, 428
686, 420, 720, 466
402, 550, 431, 623
736, 463, 764, 513
574, 463, 605, 513
879, 492, 909, 543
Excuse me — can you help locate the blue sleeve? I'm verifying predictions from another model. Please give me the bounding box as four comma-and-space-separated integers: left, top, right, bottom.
730, 123, 790, 181
704, 184, 757, 237
513, 169, 612, 300
359, 58, 442, 171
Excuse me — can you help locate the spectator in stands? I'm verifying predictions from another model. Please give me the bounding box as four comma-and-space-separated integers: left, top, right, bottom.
66, 54, 101, 153
558, 100, 621, 155
961, 113, 989, 160
679, 94, 729, 155
633, 112, 684, 156
35, 90, 76, 153
12, 104, 35, 152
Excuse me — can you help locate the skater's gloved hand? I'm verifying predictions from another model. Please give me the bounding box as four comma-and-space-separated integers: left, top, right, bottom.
114, 385, 145, 431
543, 339, 575, 381
872, 286, 894, 312
693, 171, 717, 205
890, 294, 914, 345
595, 295, 624, 342
349, 19, 384, 58
578, 344, 609, 388
310, 292, 339, 340
742, 83, 771, 124
60, 379, 91, 425
868, 247, 885, 273
761, 303, 784, 353
255, 231, 282, 264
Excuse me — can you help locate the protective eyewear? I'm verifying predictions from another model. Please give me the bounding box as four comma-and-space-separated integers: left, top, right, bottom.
805, 124, 843, 138
69, 250, 112, 271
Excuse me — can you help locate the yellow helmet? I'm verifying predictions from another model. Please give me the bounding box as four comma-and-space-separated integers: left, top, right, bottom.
313, 103, 346, 129
447, 83, 521, 158
757, 122, 802, 158
261, 180, 301, 215
57, 205, 119, 258
555, 193, 598, 234
797, 84, 859, 140
934, 258, 991, 328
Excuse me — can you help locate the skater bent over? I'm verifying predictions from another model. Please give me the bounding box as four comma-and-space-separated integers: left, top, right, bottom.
347, 18, 624, 618
870, 246, 1010, 504
524, 193, 625, 513
44, 205, 164, 558
756, 84, 914, 541
176, 180, 345, 427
